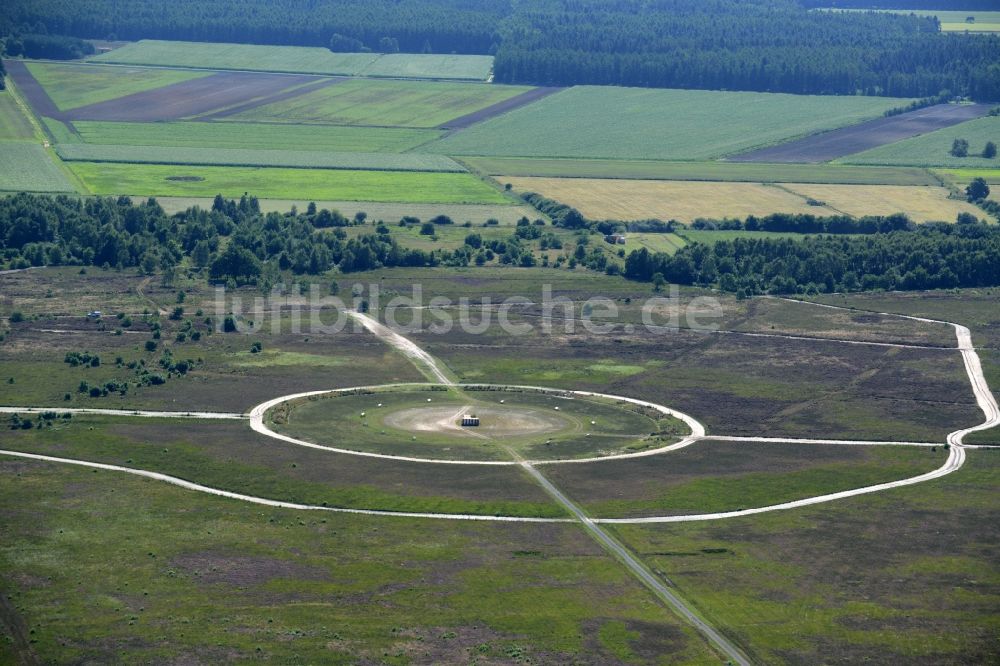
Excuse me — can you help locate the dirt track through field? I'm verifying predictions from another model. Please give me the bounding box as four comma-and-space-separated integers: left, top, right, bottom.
438, 86, 563, 130
64, 71, 324, 122
729, 103, 991, 163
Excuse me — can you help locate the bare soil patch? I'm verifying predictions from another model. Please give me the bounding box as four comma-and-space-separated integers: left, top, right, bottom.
729, 103, 991, 163
383, 404, 570, 439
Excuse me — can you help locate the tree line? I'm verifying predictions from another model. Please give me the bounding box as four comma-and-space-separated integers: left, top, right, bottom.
1, 0, 505, 55
624, 221, 1000, 297
3, 0, 999, 100
491, 0, 1000, 100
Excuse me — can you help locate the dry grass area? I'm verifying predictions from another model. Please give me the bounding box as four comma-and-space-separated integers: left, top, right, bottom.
502, 177, 833, 221
779, 184, 982, 223
503, 177, 983, 223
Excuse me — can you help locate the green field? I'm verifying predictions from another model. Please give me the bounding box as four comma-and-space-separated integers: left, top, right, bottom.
68, 161, 509, 202
0, 144, 76, 192
25, 61, 208, 111
59, 120, 441, 153
464, 156, 939, 185
55, 144, 464, 172
92, 40, 494, 80
935, 168, 1000, 184
225, 78, 531, 128
626, 233, 688, 255
427, 86, 914, 160
842, 115, 1000, 168
0, 91, 36, 141
362, 53, 495, 80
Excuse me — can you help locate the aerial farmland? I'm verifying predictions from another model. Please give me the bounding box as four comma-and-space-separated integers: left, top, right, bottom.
1, 1, 999, 663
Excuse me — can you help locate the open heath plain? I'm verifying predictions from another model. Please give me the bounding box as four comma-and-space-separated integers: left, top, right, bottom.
1, 28, 999, 666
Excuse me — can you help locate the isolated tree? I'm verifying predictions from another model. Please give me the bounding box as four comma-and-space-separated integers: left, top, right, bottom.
966, 177, 990, 202
652, 272, 666, 292
984, 141, 997, 159
951, 138, 969, 157
329, 33, 363, 53
378, 37, 400, 53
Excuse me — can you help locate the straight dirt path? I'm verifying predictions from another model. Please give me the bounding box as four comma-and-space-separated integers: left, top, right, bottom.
348, 310, 750, 664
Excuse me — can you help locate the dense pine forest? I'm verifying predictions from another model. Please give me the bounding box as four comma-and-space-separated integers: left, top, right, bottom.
3, 0, 999, 100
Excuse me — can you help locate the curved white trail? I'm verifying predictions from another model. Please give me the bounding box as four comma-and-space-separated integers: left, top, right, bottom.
0, 406, 246, 420
0, 449, 568, 523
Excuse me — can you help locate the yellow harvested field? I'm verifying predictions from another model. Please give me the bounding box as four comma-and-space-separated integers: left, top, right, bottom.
501, 177, 834, 222
778, 184, 983, 223
502, 177, 984, 223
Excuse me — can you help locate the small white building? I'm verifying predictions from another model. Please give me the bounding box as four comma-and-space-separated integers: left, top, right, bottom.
461, 415, 480, 427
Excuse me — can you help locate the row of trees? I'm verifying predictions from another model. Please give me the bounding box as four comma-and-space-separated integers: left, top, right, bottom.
951, 138, 997, 159
0, 194, 562, 287
624, 222, 1000, 296
3, 0, 999, 99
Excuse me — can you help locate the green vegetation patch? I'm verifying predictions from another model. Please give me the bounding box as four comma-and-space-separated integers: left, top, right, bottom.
272, 386, 686, 462
428, 86, 913, 160
67, 162, 508, 203
55, 144, 464, 172
626, 233, 687, 255
92, 39, 494, 80
0, 91, 36, 141
226, 78, 531, 128
0, 144, 76, 192
68, 120, 442, 153
842, 115, 1000, 168
363, 53, 495, 80
475, 157, 938, 185
25, 61, 209, 111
